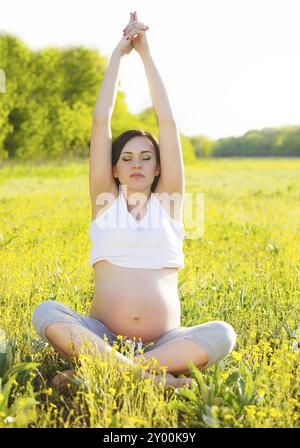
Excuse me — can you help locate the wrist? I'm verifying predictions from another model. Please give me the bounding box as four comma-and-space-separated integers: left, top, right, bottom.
140, 49, 151, 61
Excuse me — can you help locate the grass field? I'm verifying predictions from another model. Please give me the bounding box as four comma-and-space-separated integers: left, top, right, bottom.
0, 157, 299, 428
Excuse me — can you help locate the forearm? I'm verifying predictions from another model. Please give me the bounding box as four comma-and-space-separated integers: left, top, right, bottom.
93, 49, 122, 121
141, 51, 175, 122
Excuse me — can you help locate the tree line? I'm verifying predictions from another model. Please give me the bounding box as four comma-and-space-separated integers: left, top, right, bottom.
0, 33, 299, 163
191, 127, 300, 158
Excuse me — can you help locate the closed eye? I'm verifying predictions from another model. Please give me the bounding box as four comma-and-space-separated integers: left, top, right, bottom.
122, 156, 151, 161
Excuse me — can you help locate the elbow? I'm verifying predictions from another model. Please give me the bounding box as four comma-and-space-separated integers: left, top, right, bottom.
158, 116, 177, 126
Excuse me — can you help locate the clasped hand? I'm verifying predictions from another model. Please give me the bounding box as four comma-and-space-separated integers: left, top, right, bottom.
116, 11, 150, 57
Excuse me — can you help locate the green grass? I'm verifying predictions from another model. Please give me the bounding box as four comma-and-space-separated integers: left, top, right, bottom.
0, 157, 299, 428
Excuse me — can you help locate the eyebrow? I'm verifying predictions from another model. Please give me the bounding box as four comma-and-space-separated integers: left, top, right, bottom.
121, 151, 153, 154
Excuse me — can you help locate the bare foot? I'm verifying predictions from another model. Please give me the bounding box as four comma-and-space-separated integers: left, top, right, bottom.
176, 376, 196, 389
51, 368, 195, 393
152, 372, 195, 389
51, 368, 75, 391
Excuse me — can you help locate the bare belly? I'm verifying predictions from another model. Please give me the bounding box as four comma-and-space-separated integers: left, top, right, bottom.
89, 260, 181, 343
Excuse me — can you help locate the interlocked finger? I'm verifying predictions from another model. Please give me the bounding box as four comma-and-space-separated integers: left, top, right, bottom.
124, 26, 147, 40
124, 25, 147, 35
124, 23, 149, 36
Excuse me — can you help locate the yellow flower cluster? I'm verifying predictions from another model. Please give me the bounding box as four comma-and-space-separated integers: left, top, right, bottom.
231, 350, 243, 361
269, 408, 282, 418
245, 404, 257, 420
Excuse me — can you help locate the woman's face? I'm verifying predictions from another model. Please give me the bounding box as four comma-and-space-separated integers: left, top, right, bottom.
113, 136, 160, 191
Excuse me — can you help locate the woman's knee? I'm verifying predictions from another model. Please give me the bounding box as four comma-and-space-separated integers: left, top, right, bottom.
183, 320, 237, 369
32, 300, 57, 326
213, 320, 237, 356
31, 300, 70, 341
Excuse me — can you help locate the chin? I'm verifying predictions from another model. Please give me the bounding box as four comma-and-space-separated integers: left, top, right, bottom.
129, 178, 146, 185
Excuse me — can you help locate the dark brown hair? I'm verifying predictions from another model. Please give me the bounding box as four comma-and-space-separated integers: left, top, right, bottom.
112, 130, 161, 192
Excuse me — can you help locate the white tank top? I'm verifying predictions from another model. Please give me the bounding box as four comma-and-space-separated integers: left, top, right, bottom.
89, 187, 185, 269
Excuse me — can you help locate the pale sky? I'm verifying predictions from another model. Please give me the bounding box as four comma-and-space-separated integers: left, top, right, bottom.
1, 0, 300, 140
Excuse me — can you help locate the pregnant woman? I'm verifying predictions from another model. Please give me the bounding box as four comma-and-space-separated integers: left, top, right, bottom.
32, 11, 236, 390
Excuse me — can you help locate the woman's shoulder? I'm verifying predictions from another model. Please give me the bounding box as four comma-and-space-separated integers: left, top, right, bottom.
152, 187, 184, 224
91, 183, 120, 221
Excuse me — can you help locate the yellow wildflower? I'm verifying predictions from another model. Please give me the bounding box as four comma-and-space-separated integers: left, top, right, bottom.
44, 388, 52, 396
112, 400, 118, 410
269, 408, 282, 418
231, 350, 243, 361
224, 414, 234, 421
221, 371, 230, 380
245, 405, 257, 420
149, 356, 159, 366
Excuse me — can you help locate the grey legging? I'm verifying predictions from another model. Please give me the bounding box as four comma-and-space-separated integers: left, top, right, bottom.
32, 300, 237, 369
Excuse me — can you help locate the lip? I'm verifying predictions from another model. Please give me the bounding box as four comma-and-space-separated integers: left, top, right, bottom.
130, 173, 145, 178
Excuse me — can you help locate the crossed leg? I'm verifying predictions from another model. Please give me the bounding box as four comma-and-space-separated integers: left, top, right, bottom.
134, 337, 209, 376
50, 336, 207, 390
134, 320, 237, 376
44, 323, 196, 390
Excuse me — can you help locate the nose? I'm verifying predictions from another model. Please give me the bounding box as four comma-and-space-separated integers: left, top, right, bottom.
132, 159, 142, 168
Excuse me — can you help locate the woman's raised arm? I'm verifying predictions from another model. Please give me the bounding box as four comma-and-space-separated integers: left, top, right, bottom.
124, 12, 184, 196
89, 14, 134, 204
92, 50, 122, 122
124, 11, 175, 123
89, 50, 122, 204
